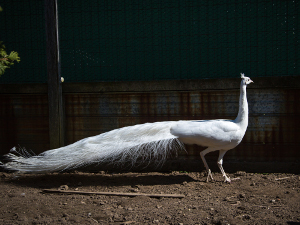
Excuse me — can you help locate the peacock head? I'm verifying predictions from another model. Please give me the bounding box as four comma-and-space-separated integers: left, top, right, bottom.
240, 73, 254, 85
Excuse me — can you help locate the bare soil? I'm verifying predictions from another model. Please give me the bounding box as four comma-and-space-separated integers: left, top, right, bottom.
0, 171, 299, 225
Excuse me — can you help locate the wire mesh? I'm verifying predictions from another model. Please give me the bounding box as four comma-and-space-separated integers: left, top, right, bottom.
0, 0, 47, 84
58, 0, 299, 82
1, 0, 299, 83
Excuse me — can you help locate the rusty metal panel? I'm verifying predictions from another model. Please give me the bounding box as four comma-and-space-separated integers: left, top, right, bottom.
1, 81, 299, 165
0, 94, 49, 155
64, 88, 300, 163
224, 88, 300, 162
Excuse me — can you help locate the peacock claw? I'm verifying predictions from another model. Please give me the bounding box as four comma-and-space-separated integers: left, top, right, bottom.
206, 169, 214, 182
224, 177, 231, 183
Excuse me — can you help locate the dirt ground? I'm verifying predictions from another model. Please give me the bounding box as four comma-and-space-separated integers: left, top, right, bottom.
0, 170, 299, 225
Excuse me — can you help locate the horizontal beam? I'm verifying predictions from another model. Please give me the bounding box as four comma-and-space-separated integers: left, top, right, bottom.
62, 76, 300, 93
0, 76, 299, 94
0, 83, 47, 94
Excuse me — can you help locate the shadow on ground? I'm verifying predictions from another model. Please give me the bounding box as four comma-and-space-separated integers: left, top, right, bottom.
5, 172, 197, 189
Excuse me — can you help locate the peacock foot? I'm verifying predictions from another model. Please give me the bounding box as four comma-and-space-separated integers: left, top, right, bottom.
224, 176, 231, 183
206, 169, 214, 182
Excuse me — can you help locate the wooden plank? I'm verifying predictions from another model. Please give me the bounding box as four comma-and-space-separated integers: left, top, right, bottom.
62, 76, 300, 93
0, 76, 299, 94
45, 0, 64, 148
42, 189, 185, 198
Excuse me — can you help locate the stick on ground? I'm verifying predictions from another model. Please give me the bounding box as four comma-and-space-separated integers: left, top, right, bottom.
42, 189, 185, 198
275, 176, 294, 181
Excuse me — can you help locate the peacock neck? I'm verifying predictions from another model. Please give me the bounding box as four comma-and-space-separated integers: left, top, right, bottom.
235, 81, 248, 130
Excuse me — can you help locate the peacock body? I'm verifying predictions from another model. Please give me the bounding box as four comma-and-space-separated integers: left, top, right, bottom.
1, 74, 253, 182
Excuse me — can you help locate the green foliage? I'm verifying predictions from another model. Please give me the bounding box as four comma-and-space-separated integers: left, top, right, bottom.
0, 41, 20, 77
0, 6, 20, 77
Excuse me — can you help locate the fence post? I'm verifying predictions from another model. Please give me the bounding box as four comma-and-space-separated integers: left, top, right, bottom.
45, 0, 65, 149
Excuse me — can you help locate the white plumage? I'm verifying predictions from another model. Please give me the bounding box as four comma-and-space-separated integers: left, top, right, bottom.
1, 74, 253, 182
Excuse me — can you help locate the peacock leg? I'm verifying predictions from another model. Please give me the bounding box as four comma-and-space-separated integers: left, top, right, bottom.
217, 150, 231, 183
200, 148, 215, 182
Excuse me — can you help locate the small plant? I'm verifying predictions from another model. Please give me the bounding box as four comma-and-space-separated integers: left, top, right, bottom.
0, 6, 20, 76
0, 42, 20, 77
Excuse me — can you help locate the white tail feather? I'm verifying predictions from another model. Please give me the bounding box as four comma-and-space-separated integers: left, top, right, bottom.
1, 121, 185, 173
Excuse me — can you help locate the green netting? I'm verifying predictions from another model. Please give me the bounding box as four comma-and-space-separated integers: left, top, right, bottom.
58, 0, 299, 82
0, 1, 47, 84
1, 1, 299, 83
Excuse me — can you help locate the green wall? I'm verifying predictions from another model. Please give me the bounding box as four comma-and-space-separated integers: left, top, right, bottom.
1, 0, 299, 83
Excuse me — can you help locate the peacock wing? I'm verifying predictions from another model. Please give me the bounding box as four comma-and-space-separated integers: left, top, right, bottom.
170, 120, 240, 147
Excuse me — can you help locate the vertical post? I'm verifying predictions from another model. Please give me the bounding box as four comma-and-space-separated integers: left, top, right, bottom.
45, 0, 65, 149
